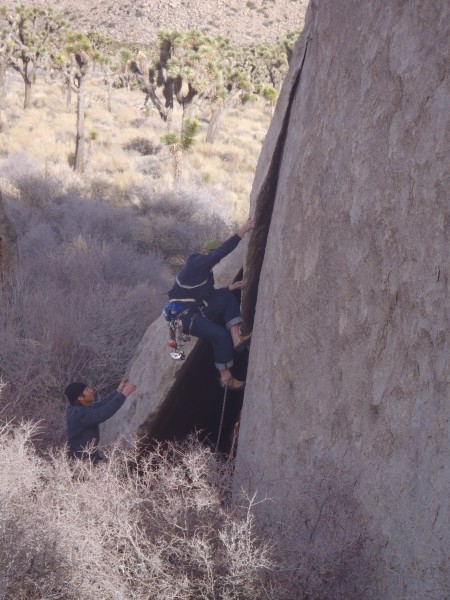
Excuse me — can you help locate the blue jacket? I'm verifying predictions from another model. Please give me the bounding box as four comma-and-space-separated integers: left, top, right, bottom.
66, 391, 126, 461
167, 234, 241, 303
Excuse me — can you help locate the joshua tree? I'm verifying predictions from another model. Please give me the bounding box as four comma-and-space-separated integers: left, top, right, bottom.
130, 43, 175, 123
205, 33, 298, 143
131, 29, 220, 125
53, 32, 92, 173
162, 117, 199, 185
282, 28, 301, 64
204, 39, 259, 144
113, 47, 134, 92
0, 28, 13, 129
86, 30, 113, 73
2, 5, 66, 109
130, 29, 297, 145
260, 84, 278, 115
0, 12, 13, 95
0, 190, 18, 278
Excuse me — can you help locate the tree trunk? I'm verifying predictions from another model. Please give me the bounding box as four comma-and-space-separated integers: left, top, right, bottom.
206, 93, 240, 144
84, 140, 94, 173
206, 105, 227, 144
0, 62, 5, 131
0, 191, 18, 278
0, 61, 6, 97
66, 78, 72, 111
106, 73, 112, 113
171, 144, 183, 186
74, 77, 86, 173
144, 85, 169, 121
23, 78, 32, 109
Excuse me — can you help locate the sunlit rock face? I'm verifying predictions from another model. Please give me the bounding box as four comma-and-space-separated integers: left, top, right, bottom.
234, 0, 450, 597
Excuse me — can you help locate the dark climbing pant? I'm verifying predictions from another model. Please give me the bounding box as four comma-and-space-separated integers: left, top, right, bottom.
180, 288, 243, 370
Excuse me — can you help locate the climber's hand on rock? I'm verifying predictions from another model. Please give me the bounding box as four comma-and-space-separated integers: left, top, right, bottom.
237, 218, 255, 238
229, 280, 247, 291
122, 382, 137, 397
117, 378, 128, 393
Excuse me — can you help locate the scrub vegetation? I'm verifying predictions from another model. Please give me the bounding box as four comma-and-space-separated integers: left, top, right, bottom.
0, 415, 376, 600
0, 421, 275, 599
0, 69, 267, 443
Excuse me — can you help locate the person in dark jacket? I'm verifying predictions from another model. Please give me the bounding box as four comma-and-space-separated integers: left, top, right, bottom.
65, 378, 136, 462
167, 217, 255, 390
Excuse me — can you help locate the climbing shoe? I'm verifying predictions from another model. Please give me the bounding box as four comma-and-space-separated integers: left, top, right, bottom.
233, 332, 252, 353
220, 377, 246, 391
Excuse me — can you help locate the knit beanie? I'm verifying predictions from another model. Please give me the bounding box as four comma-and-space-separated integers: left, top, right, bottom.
65, 382, 88, 404
202, 239, 222, 252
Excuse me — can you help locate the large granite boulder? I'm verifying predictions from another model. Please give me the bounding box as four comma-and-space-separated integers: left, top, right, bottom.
234, 0, 450, 598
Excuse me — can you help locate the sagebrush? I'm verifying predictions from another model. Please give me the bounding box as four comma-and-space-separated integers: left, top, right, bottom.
0, 423, 276, 600
0, 157, 230, 446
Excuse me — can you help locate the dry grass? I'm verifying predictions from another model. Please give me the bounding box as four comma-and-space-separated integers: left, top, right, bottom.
1, 70, 270, 221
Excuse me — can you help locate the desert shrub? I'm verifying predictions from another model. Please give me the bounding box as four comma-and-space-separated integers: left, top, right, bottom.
129, 118, 149, 128
54, 128, 74, 143
0, 382, 379, 600
0, 425, 275, 600
0, 152, 61, 206
134, 155, 162, 178
123, 137, 161, 156
0, 158, 231, 446
132, 187, 232, 259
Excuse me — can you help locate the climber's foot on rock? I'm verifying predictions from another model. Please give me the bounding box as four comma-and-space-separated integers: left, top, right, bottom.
220, 377, 246, 391
233, 333, 252, 353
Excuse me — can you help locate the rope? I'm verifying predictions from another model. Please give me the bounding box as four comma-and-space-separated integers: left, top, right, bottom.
215, 385, 228, 453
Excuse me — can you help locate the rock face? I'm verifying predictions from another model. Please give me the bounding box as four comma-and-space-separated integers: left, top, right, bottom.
100, 315, 197, 447
234, 0, 450, 597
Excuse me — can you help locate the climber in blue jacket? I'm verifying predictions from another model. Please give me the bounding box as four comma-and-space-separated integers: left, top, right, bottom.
65, 378, 136, 462
167, 217, 255, 390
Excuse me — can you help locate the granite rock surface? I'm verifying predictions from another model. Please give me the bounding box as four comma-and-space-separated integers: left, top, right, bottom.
234, 0, 450, 597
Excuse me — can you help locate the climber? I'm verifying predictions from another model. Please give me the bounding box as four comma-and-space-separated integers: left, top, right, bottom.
166, 217, 255, 390
65, 378, 137, 463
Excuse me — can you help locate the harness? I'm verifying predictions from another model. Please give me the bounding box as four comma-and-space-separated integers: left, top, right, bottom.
162, 303, 190, 360
162, 300, 207, 360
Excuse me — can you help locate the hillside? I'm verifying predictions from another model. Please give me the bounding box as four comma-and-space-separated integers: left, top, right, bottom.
2, 0, 308, 44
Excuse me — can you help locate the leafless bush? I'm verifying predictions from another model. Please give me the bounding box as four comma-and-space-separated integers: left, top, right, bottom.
0, 159, 232, 446
123, 137, 161, 156
129, 118, 149, 129
0, 152, 61, 206
0, 378, 379, 600
134, 187, 232, 259
0, 172, 161, 441
0, 424, 275, 600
